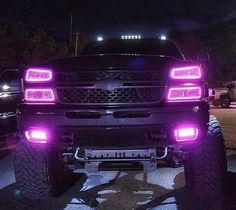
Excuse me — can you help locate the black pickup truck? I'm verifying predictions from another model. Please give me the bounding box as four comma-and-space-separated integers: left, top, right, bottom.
0, 69, 21, 133
14, 38, 226, 199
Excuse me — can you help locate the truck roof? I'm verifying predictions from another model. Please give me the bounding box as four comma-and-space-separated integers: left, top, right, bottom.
81, 38, 184, 60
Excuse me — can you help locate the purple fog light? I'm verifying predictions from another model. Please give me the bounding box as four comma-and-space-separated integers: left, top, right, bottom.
175, 127, 198, 142
25, 130, 47, 144
25, 68, 52, 82
167, 86, 201, 102
25, 88, 55, 102
170, 66, 201, 79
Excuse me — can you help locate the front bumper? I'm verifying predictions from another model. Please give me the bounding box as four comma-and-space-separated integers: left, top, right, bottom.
17, 103, 209, 148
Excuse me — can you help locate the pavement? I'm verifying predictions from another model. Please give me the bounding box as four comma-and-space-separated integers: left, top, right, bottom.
211, 107, 236, 148
0, 107, 236, 210
1, 152, 236, 210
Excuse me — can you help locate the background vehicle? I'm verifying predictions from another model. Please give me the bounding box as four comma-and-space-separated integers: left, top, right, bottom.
0, 69, 22, 134
211, 81, 236, 108
14, 37, 226, 199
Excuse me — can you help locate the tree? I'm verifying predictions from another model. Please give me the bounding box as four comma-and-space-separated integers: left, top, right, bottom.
23, 28, 69, 65
0, 24, 17, 68
0, 22, 70, 71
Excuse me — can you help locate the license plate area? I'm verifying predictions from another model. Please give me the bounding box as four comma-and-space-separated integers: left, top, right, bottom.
85, 148, 156, 159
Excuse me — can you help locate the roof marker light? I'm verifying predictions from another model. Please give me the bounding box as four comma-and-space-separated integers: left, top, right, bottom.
97, 36, 103, 41
160, 35, 167, 40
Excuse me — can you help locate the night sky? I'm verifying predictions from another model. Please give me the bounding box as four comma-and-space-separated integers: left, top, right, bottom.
1, 0, 236, 39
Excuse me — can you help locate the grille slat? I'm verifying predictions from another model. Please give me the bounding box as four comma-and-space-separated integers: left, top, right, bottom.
56, 71, 161, 84
56, 87, 164, 104
56, 71, 165, 105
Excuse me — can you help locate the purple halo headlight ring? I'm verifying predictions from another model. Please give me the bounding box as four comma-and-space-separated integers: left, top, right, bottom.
174, 127, 199, 142
25, 129, 48, 144
170, 66, 202, 80
25, 88, 55, 102
167, 86, 202, 102
25, 68, 53, 82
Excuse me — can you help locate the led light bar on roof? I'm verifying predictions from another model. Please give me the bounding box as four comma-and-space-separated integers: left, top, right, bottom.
121, 35, 142, 40
160, 35, 167, 40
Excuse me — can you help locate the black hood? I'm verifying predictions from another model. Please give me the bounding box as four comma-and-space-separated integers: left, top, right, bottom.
39, 54, 190, 72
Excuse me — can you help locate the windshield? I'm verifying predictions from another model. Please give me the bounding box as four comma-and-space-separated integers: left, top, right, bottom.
81, 39, 183, 59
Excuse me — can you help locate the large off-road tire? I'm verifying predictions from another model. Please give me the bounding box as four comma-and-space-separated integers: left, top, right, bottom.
14, 138, 83, 199
184, 116, 227, 196
220, 96, 231, 108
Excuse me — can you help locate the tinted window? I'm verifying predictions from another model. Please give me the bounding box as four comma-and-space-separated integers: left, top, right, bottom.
81, 39, 183, 59
0, 70, 20, 82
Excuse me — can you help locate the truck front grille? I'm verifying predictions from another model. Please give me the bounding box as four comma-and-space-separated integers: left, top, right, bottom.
55, 71, 166, 105
56, 71, 162, 84
56, 87, 164, 105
